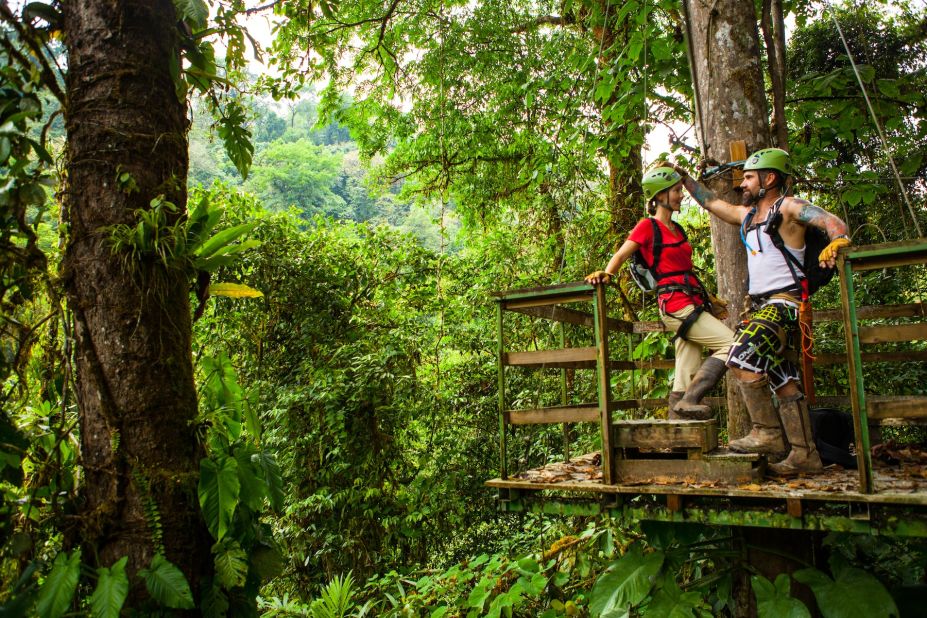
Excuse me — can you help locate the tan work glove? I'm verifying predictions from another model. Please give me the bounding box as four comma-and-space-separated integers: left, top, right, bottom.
818, 237, 851, 268
708, 294, 729, 321
585, 270, 612, 285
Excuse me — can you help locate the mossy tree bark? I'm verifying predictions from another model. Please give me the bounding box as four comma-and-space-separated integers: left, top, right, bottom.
684, 0, 771, 440
62, 0, 211, 601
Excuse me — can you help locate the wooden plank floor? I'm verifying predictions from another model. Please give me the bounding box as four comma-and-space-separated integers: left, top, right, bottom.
486, 452, 927, 506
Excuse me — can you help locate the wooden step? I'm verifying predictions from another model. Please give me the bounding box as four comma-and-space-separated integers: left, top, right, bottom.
613, 419, 718, 453
614, 449, 763, 485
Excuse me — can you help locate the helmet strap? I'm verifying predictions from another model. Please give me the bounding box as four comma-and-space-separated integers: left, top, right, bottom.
757, 170, 780, 199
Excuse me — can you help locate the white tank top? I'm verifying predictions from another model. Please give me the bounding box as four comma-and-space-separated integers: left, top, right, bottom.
746, 220, 806, 296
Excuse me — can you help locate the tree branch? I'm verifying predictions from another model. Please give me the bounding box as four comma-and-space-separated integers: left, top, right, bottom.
245, 0, 281, 15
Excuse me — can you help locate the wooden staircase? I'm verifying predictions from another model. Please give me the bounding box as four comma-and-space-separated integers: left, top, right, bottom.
613, 419, 763, 484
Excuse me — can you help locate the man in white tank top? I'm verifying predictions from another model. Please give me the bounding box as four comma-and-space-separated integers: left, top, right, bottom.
672, 148, 850, 477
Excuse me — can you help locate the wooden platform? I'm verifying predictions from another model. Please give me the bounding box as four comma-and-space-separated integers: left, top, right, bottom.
487, 450, 927, 536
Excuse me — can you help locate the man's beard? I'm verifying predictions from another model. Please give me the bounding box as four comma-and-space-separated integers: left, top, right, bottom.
741, 188, 760, 206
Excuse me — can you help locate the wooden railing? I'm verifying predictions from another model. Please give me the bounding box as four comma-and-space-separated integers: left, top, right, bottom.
836, 240, 927, 493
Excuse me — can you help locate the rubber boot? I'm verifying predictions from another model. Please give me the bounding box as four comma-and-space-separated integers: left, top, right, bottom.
667, 391, 684, 420
728, 377, 786, 455
768, 394, 823, 477
672, 357, 727, 420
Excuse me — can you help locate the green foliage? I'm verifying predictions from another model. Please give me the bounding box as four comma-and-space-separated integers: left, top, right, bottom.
794, 555, 899, 618
139, 554, 196, 610
173, 0, 209, 30
6, 3, 927, 618
752, 574, 811, 618
0, 42, 55, 388
310, 572, 356, 618
786, 2, 927, 240
219, 100, 255, 180
245, 139, 345, 215
214, 539, 250, 589
35, 550, 81, 618
644, 576, 712, 617
90, 557, 129, 618
193, 345, 286, 613
588, 542, 665, 615
198, 454, 241, 541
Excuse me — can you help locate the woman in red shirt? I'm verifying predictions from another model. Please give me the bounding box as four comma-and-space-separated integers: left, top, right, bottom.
586, 167, 735, 418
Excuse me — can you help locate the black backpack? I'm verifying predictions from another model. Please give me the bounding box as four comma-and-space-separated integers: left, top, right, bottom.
809, 407, 857, 468
628, 218, 689, 292
744, 198, 836, 297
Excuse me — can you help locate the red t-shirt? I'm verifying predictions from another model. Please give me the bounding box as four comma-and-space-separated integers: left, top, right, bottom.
628, 218, 703, 313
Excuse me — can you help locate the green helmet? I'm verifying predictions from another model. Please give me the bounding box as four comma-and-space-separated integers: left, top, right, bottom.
642, 167, 682, 202
744, 148, 792, 177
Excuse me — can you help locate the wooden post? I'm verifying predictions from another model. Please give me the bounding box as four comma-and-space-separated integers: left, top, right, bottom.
497, 302, 508, 479
560, 323, 572, 462
730, 140, 747, 188
593, 283, 615, 485
838, 253, 873, 492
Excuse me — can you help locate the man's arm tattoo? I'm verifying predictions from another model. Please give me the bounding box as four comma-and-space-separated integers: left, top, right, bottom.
682, 176, 715, 206
796, 202, 849, 239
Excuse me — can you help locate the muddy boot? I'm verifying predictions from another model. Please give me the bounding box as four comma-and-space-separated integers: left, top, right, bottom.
673, 357, 727, 420
728, 377, 786, 455
667, 391, 684, 420
768, 394, 823, 477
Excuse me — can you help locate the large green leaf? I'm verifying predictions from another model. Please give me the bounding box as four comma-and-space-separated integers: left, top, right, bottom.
588, 543, 664, 616
194, 240, 262, 272
253, 449, 284, 512
195, 223, 257, 260
184, 194, 221, 248
217, 102, 254, 180
752, 574, 810, 618
213, 540, 249, 589
139, 554, 195, 610
173, 0, 208, 29
198, 455, 241, 540
794, 557, 898, 618
36, 549, 81, 618
235, 443, 268, 510
90, 557, 129, 618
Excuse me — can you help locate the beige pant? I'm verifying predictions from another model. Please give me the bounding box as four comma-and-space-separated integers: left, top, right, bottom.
661, 304, 736, 392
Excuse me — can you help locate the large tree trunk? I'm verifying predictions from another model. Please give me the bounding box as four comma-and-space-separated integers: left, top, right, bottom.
683, 0, 771, 440
63, 0, 211, 600
607, 146, 643, 237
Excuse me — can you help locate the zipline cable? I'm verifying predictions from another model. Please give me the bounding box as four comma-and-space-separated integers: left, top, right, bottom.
827, 3, 922, 238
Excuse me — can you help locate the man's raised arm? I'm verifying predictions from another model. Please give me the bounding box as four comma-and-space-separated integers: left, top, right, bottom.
785, 198, 851, 268
671, 165, 749, 226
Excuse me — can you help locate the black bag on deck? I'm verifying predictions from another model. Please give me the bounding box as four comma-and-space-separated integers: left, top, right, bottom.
809, 407, 857, 469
